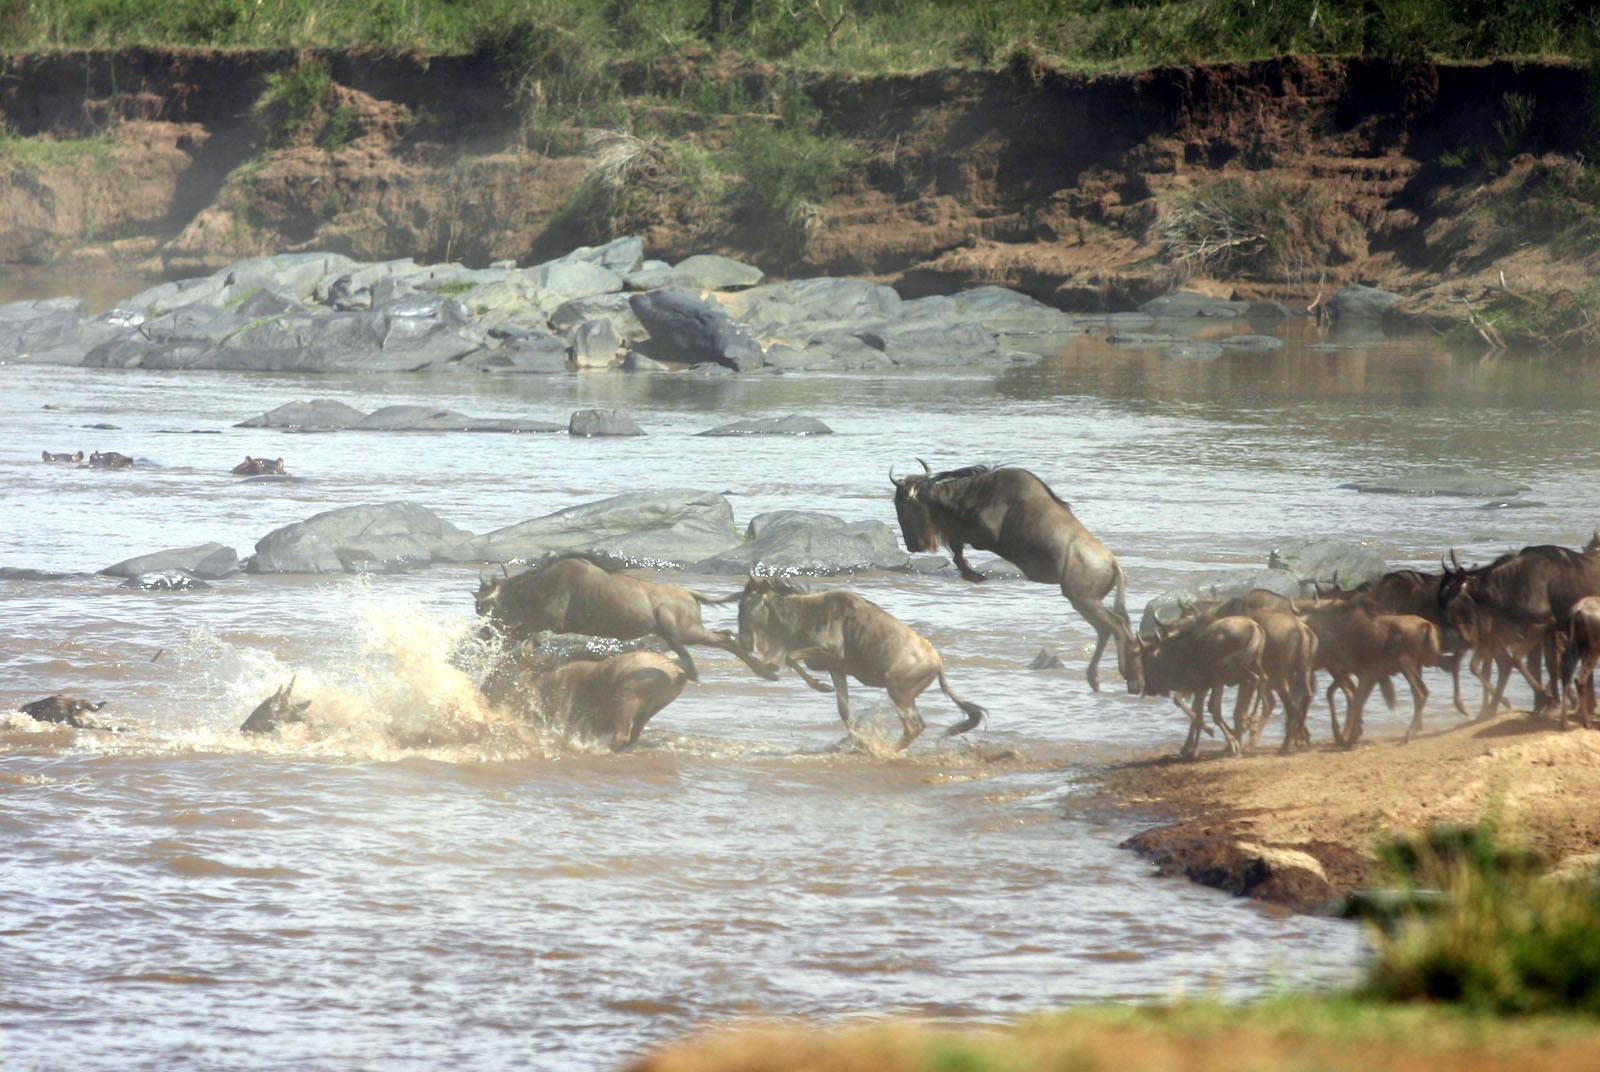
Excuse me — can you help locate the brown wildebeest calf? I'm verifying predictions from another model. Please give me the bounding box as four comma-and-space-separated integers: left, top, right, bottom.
736, 577, 987, 750
1295, 601, 1441, 745
1559, 595, 1600, 729
474, 555, 776, 684
233, 456, 287, 476
17, 695, 108, 727
1130, 615, 1266, 759
485, 650, 689, 751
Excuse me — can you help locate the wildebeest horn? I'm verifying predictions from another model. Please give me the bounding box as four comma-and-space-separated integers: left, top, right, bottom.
1449, 548, 1462, 571
917, 458, 931, 475
500, 563, 510, 578
888, 464, 899, 486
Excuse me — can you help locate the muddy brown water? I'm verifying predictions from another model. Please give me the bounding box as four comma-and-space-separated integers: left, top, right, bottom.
4, 316, 1598, 1070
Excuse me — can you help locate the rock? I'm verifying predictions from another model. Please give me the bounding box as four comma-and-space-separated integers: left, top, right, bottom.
249, 502, 472, 574
899, 286, 1078, 334
1163, 341, 1224, 360
1268, 538, 1387, 592
629, 288, 765, 371
722, 278, 903, 331
692, 511, 910, 575
235, 398, 368, 430
473, 332, 569, 373
623, 350, 672, 372
1340, 466, 1530, 498
1139, 292, 1251, 318
1218, 333, 1285, 352
624, 253, 764, 292
441, 489, 740, 567
567, 319, 624, 369
1109, 331, 1188, 348
697, 415, 833, 436
549, 292, 646, 340
569, 408, 644, 436
528, 260, 622, 302
1027, 648, 1065, 670
122, 569, 210, 590
100, 542, 239, 580
858, 321, 1009, 367
0, 567, 93, 581
1329, 284, 1403, 319
551, 235, 645, 274
1140, 567, 1302, 636
1246, 300, 1290, 319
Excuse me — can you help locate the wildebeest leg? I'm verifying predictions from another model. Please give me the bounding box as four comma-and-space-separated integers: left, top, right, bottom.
1172, 692, 1209, 759
666, 640, 701, 683
886, 686, 927, 750
1208, 688, 1242, 755
1400, 665, 1430, 742
1327, 673, 1358, 745
1346, 676, 1383, 747
1580, 652, 1598, 729
785, 656, 835, 693
680, 625, 782, 681
1068, 595, 1125, 693
1439, 649, 1469, 718
829, 671, 854, 730
950, 542, 985, 582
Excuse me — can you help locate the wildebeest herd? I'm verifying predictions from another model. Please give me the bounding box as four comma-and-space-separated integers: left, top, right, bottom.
19, 462, 1600, 758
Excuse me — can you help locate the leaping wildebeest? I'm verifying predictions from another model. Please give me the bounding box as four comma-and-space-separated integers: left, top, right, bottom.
737, 577, 987, 750
474, 555, 777, 684
890, 462, 1138, 691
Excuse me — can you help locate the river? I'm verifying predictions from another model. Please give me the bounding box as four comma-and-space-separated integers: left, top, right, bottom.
4, 314, 1597, 1070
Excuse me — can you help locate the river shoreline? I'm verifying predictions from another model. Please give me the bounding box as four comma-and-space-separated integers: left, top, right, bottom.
1089, 710, 1600, 913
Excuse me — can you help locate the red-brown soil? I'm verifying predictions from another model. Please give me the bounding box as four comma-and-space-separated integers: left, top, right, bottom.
0, 49, 1594, 328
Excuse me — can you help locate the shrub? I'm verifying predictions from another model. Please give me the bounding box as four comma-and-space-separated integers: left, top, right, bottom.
1361, 822, 1600, 1014
1150, 176, 1357, 282
252, 59, 332, 149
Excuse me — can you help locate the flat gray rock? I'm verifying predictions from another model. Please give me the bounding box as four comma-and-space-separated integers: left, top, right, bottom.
692, 511, 910, 575
0, 567, 94, 581
697, 415, 833, 436
1218, 334, 1285, 352
442, 489, 740, 567
1140, 292, 1251, 318
236, 399, 561, 433
625, 254, 764, 292
1330, 284, 1402, 319
101, 542, 239, 580
569, 409, 644, 436
1341, 467, 1530, 498
1268, 538, 1387, 591
249, 502, 472, 574
1163, 341, 1223, 360
236, 399, 368, 430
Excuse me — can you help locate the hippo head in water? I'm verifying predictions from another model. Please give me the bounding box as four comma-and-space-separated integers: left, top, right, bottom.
240, 678, 313, 735
232, 456, 287, 476
88, 450, 134, 470
42, 450, 84, 463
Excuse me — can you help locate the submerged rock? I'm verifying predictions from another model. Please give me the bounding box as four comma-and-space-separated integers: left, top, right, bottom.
122, 569, 210, 590
1341, 466, 1530, 498
101, 542, 239, 580
1140, 292, 1252, 318
697, 415, 833, 436
569, 409, 644, 436
1329, 284, 1403, 319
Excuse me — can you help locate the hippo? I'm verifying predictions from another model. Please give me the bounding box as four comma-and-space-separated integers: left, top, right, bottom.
42, 450, 84, 463
240, 678, 313, 734
17, 695, 109, 728
232, 456, 287, 476
88, 450, 134, 470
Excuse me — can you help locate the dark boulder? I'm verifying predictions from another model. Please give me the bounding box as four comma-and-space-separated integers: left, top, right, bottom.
628, 288, 765, 371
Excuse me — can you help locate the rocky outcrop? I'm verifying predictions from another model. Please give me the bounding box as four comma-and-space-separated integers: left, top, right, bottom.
441, 490, 741, 567
100, 542, 240, 579
692, 511, 910, 575
248, 501, 472, 574
697, 415, 833, 436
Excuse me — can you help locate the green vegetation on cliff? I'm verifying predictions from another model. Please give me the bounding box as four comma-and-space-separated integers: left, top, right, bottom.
7, 0, 1599, 67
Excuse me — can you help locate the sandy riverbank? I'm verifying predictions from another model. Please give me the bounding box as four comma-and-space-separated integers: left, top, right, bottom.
1093, 710, 1600, 912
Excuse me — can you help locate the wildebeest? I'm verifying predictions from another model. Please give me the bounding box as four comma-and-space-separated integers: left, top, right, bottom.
484, 649, 689, 751
42, 450, 83, 463
232, 456, 287, 476
1294, 601, 1442, 745
1333, 570, 1471, 718
17, 695, 108, 728
736, 577, 986, 750
1129, 615, 1267, 759
890, 462, 1137, 692
1439, 543, 1600, 716
1558, 595, 1600, 729
88, 450, 134, 469
474, 555, 776, 683
240, 678, 313, 734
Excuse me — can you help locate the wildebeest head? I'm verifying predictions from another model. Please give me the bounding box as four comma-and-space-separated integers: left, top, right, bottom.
240, 677, 313, 735
736, 576, 804, 664
474, 573, 506, 619
889, 459, 942, 553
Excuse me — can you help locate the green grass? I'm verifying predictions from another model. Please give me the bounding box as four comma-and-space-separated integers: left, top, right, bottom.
252, 58, 331, 148
5, 0, 1599, 68
0, 125, 117, 171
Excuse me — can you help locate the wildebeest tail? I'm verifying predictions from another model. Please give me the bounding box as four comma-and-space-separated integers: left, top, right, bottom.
1111, 558, 1131, 631
689, 588, 743, 605
938, 669, 987, 737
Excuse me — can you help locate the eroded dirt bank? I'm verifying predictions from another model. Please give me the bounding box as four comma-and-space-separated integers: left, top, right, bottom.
1094, 712, 1600, 913
0, 49, 1593, 326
